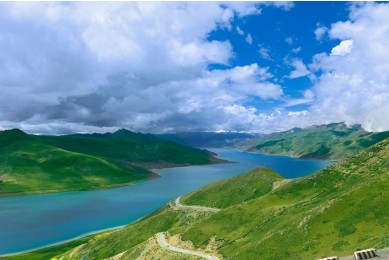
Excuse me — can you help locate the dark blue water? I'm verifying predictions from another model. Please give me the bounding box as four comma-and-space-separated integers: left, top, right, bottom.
0, 149, 331, 255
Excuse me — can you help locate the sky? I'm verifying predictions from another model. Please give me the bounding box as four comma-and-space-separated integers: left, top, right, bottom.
0, 1, 389, 134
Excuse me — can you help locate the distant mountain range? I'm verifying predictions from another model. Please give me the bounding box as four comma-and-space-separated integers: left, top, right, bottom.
23, 133, 389, 260
157, 132, 262, 148
237, 122, 389, 160
0, 129, 219, 196
156, 123, 389, 160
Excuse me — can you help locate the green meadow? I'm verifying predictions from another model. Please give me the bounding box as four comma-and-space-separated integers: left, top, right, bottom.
11, 137, 388, 260
0, 129, 216, 196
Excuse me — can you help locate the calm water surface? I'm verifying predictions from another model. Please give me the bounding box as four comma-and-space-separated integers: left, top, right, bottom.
0, 148, 331, 255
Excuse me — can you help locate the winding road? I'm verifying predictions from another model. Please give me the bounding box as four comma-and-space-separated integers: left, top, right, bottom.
154, 197, 221, 259
174, 196, 220, 212
156, 232, 219, 260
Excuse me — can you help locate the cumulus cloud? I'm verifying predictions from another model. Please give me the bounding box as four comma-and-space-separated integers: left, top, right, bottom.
0, 2, 289, 133
288, 59, 310, 78
291, 47, 302, 53
232, 2, 389, 133
314, 26, 328, 41
2, 2, 387, 134
309, 2, 389, 131
236, 26, 244, 35
245, 33, 253, 44
266, 1, 295, 11
330, 39, 353, 56
284, 90, 315, 108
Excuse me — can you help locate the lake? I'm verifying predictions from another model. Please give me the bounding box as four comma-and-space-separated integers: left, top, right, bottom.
0, 148, 331, 255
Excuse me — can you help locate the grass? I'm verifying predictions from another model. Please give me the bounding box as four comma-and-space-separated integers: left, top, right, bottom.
180, 138, 389, 259
239, 122, 389, 160
0, 129, 216, 196
6, 137, 389, 260
181, 167, 283, 208
46, 206, 214, 260
4, 235, 94, 260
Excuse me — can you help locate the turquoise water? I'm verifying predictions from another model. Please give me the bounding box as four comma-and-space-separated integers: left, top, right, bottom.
0, 149, 331, 255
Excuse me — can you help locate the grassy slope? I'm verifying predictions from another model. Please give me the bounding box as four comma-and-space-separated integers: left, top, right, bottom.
181, 138, 389, 259
26, 137, 389, 260
181, 168, 283, 209
4, 169, 279, 259
21, 207, 213, 260
241, 123, 389, 160
0, 129, 215, 196
4, 234, 95, 260
38, 129, 214, 165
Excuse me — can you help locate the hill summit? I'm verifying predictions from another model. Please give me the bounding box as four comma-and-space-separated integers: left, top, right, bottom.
239, 122, 389, 159
0, 129, 218, 196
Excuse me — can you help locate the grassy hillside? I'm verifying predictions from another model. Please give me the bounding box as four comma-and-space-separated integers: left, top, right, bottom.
180, 138, 389, 259
15, 137, 389, 260
0, 129, 217, 196
240, 122, 389, 160
181, 168, 284, 209
40, 129, 215, 166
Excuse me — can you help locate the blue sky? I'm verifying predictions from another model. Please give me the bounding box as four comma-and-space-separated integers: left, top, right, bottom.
0, 2, 388, 134
209, 2, 349, 112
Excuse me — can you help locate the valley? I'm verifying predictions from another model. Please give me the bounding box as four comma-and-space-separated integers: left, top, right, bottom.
6, 137, 388, 259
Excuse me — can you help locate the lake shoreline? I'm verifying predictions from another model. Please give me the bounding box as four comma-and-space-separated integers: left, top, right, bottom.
0, 148, 331, 256
0, 225, 124, 257
0, 156, 231, 198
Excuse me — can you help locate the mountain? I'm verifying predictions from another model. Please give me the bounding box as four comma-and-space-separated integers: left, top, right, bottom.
0, 129, 219, 196
238, 122, 389, 159
16, 137, 389, 260
156, 132, 261, 148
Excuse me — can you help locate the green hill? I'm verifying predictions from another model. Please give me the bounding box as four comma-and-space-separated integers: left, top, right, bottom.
181, 167, 284, 209
0, 129, 217, 196
14, 137, 389, 260
239, 122, 389, 160
157, 132, 261, 148
180, 138, 389, 259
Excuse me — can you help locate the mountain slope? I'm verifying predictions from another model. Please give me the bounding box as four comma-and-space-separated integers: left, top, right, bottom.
22, 137, 389, 260
38, 129, 216, 166
181, 167, 283, 209
181, 138, 389, 259
0, 129, 218, 196
157, 132, 260, 148
240, 123, 389, 159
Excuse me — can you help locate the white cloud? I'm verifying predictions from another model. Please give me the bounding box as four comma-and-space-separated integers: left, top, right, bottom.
288, 59, 310, 78
5, 2, 389, 134
266, 2, 295, 11
218, 107, 314, 134
201, 64, 284, 100
288, 110, 308, 117
304, 89, 315, 100
309, 2, 389, 131
245, 33, 253, 44
1, 2, 292, 133
170, 40, 232, 66
236, 26, 244, 35
224, 2, 262, 16
283, 90, 315, 108
259, 47, 271, 60
314, 26, 328, 41
285, 37, 294, 45
330, 39, 353, 56
291, 47, 302, 53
